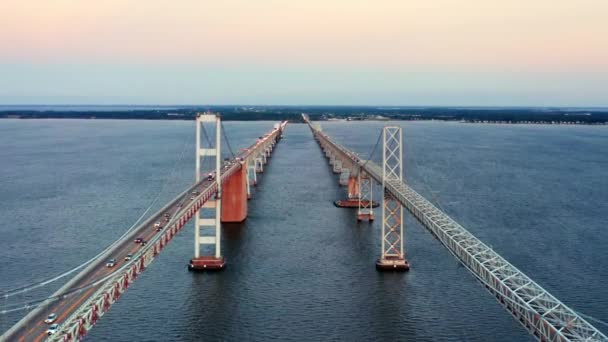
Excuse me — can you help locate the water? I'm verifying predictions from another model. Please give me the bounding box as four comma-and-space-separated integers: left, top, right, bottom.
1, 120, 607, 341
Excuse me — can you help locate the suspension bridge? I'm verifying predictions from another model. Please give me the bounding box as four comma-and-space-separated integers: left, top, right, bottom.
1, 113, 606, 342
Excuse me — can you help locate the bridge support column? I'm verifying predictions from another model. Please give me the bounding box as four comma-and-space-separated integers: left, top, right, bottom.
339, 168, 350, 186
248, 162, 257, 187
255, 156, 264, 173
377, 126, 409, 271
357, 172, 374, 221
332, 159, 342, 173
347, 175, 358, 198
221, 165, 247, 222
190, 113, 225, 271
246, 159, 255, 198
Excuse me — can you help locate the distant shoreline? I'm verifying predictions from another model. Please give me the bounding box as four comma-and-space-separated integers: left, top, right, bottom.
1, 105, 607, 125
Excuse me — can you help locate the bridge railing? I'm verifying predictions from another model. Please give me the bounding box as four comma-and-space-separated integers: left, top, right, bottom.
307, 120, 607, 342
46, 123, 286, 341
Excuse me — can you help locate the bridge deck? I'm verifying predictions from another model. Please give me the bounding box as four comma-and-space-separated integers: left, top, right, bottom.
15, 178, 213, 342
4, 121, 287, 342
307, 117, 607, 342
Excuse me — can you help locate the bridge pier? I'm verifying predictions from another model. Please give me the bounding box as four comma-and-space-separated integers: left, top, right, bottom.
339, 168, 350, 186
333, 159, 342, 173
246, 160, 256, 198
221, 165, 248, 223
357, 172, 374, 221
255, 156, 264, 173
347, 175, 358, 198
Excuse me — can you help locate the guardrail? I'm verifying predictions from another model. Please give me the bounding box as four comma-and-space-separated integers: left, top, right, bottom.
307, 120, 607, 342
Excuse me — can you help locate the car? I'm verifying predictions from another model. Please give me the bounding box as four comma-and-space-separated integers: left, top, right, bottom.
156, 226, 163, 232
106, 259, 116, 267
164, 212, 172, 218
154, 221, 161, 228
124, 254, 133, 261
47, 324, 59, 335
207, 174, 214, 181
44, 313, 57, 324
190, 196, 196, 200
191, 190, 199, 195
164, 217, 169, 223
140, 240, 147, 246
134, 237, 143, 243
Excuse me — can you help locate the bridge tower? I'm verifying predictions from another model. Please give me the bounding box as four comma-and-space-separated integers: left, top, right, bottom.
376, 126, 409, 271
189, 113, 225, 271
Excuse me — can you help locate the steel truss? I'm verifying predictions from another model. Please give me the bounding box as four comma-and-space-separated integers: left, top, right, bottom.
305, 116, 607, 342
381, 127, 405, 261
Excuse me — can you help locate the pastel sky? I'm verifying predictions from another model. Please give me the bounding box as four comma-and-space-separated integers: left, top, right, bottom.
0, 0, 606, 106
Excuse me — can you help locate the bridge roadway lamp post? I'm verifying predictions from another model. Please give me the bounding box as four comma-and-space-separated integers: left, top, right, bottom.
189, 113, 226, 271
377, 126, 410, 271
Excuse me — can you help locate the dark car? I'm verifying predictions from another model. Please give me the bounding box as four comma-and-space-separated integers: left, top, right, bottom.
141, 240, 147, 246
134, 237, 143, 243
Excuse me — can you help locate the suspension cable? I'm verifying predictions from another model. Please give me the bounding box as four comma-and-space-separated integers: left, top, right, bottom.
220, 121, 235, 158
0, 135, 190, 298
1, 162, 195, 315
354, 129, 383, 175
200, 123, 213, 148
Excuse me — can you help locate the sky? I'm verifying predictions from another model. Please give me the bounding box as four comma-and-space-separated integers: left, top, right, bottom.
0, 0, 606, 106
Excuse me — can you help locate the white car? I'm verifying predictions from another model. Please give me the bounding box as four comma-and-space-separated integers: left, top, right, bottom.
44, 313, 57, 324
154, 221, 161, 228
47, 323, 59, 335
106, 259, 116, 267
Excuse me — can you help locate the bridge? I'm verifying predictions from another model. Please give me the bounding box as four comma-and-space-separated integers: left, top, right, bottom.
303, 114, 607, 342
1, 114, 606, 341
1, 114, 287, 341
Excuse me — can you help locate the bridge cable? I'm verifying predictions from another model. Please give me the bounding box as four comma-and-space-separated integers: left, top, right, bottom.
0, 151, 198, 316
2, 123, 229, 312
220, 120, 235, 158
0, 135, 190, 299
200, 123, 213, 148
360, 130, 383, 169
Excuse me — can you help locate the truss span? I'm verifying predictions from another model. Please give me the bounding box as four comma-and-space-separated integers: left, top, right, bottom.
305, 115, 607, 342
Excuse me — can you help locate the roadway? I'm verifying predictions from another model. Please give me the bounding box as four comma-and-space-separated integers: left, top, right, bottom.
306, 117, 608, 341
16, 177, 217, 342
6, 121, 286, 341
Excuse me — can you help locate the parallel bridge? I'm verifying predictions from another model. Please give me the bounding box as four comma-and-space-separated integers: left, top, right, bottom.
2, 116, 287, 342
2, 115, 605, 341
305, 115, 607, 342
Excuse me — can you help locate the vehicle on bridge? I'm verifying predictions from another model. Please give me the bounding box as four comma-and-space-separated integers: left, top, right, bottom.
106, 259, 116, 268
46, 324, 59, 335
44, 313, 57, 324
